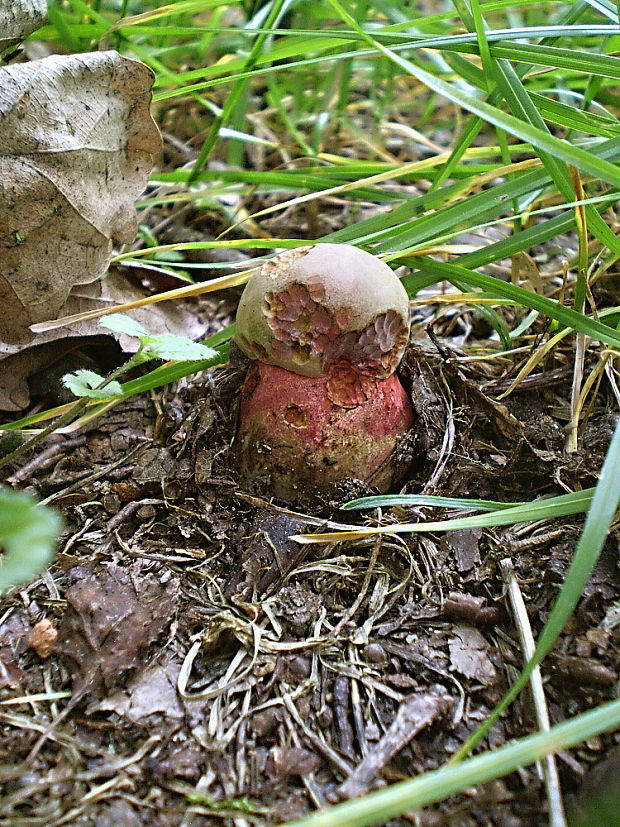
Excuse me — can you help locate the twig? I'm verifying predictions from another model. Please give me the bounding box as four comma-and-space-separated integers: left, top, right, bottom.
6, 437, 86, 484
330, 531, 382, 637
283, 693, 354, 777
565, 332, 586, 453
335, 691, 452, 800
500, 558, 567, 827
39, 443, 145, 506
333, 675, 355, 757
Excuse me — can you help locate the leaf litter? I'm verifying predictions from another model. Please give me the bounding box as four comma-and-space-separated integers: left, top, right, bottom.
0, 51, 160, 343
1, 325, 618, 824
56, 561, 180, 700
0, 37, 619, 827
0, 0, 47, 52
0, 49, 211, 413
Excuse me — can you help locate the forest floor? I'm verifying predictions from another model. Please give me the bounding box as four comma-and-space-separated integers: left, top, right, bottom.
0, 188, 618, 826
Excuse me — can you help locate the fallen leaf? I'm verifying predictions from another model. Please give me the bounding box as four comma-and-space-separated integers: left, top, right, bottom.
0, 50, 161, 343
0, 0, 47, 51
445, 528, 482, 573
93, 654, 184, 723
56, 562, 179, 699
449, 623, 498, 685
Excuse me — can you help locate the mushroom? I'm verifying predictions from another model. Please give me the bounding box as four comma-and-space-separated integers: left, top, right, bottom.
234, 244, 414, 500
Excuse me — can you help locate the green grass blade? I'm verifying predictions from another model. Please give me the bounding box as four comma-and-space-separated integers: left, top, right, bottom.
342, 494, 526, 511
453, 415, 620, 760
413, 257, 620, 349
358, 489, 594, 534
282, 697, 620, 827
324, 1, 620, 190
490, 57, 620, 253
187, 0, 289, 180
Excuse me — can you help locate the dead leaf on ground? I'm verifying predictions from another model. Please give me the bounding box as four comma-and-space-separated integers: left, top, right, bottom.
93, 653, 184, 723
0, 0, 47, 51
0, 50, 161, 344
0, 269, 208, 410
449, 623, 498, 686
56, 561, 179, 700
445, 528, 482, 573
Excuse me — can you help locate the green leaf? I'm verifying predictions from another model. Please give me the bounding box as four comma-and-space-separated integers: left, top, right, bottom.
0, 489, 62, 595
142, 334, 218, 361
62, 370, 123, 400
342, 494, 527, 511
99, 314, 148, 338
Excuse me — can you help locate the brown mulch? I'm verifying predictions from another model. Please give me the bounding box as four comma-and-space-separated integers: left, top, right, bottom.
0, 305, 618, 826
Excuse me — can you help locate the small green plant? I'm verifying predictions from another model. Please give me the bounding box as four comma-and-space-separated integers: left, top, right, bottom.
0, 315, 223, 473
62, 313, 218, 399
0, 488, 62, 595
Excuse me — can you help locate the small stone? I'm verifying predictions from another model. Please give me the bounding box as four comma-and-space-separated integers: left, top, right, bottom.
362, 642, 388, 664
29, 618, 58, 659
102, 492, 121, 514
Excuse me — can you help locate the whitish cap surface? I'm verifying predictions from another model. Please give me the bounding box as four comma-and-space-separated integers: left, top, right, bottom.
235, 244, 410, 379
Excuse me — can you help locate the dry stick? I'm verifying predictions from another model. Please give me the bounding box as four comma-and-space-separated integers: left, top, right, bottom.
566, 332, 586, 453
6, 437, 86, 483
283, 693, 354, 777
330, 531, 382, 638
0, 397, 90, 472
500, 558, 567, 827
335, 691, 452, 800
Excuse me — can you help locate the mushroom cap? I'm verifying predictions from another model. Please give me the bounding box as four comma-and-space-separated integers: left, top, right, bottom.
235, 244, 410, 379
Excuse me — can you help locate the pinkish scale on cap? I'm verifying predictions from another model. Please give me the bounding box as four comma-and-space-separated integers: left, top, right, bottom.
235, 244, 410, 387
263, 282, 407, 406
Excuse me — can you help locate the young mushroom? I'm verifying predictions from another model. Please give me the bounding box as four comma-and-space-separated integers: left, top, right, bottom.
234, 243, 414, 501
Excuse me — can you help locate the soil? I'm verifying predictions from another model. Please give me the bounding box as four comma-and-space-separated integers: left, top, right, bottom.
1, 124, 619, 826
0, 294, 619, 826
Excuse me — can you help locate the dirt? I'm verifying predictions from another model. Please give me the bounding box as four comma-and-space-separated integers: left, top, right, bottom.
0, 281, 619, 827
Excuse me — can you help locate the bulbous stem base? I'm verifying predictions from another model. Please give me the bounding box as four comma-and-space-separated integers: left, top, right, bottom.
236, 361, 414, 501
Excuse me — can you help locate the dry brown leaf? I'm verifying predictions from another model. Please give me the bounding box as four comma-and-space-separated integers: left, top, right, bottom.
449, 623, 498, 686
56, 561, 180, 700
0, 0, 47, 51
93, 655, 185, 723
0, 269, 207, 410
0, 50, 161, 343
